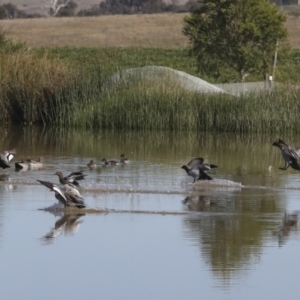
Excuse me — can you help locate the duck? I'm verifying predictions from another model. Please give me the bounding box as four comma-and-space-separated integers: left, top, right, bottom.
55, 171, 87, 187
87, 160, 96, 169
101, 158, 119, 166
181, 157, 218, 182
120, 153, 129, 164
101, 154, 129, 166
0, 149, 16, 169
272, 139, 300, 171
28, 157, 44, 170
15, 158, 29, 171
37, 180, 86, 208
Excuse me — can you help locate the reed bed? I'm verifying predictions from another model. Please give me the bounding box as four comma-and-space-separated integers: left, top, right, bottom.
2, 68, 300, 132
97, 79, 300, 133
1, 48, 300, 133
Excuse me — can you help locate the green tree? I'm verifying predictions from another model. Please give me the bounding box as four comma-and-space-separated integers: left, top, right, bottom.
183, 0, 288, 82
0, 6, 6, 19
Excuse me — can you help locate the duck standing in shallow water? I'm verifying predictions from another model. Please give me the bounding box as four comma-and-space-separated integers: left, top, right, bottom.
0, 149, 16, 169
120, 154, 129, 164
55, 171, 87, 187
87, 160, 96, 169
272, 139, 300, 171
102, 154, 129, 166
101, 158, 119, 166
181, 157, 218, 182
37, 180, 86, 208
15, 158, 29, 171
28, 157, 44, 170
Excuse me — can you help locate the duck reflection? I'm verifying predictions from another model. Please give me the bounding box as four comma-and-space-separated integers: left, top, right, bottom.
182, 194, 211, 211
41, 212, 85, 245
0, 174, 9, 182
278, 211, 300, 247
0, 174, 16, 191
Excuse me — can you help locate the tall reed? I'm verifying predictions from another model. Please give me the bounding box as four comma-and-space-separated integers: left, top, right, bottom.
96, 79, 300, 133
1, 49, 300, 133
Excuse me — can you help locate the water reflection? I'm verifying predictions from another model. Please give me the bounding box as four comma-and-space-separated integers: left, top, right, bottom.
278, 211, 300, 247
182, 189, 284, 284
41, 212, 85, 245
182, 194, 211, 211
0, 174, 10, 181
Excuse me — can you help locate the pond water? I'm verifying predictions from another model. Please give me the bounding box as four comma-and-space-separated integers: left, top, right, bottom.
0, 126, 300, 299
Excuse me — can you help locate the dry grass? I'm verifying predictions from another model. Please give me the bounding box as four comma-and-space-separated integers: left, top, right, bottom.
0, 13, 300, 49
0, 14, 189, 48
285, 17, 300, 48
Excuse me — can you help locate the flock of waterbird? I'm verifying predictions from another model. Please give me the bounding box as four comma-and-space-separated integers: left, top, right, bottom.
180, 139, 300, 183
180, 138, 300, 183
0, 152, 129, 209
0, 138, 298, 209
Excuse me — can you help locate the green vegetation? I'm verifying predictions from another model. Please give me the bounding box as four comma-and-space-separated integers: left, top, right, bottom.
1, 27, 300, 132
183, 0, 287, 82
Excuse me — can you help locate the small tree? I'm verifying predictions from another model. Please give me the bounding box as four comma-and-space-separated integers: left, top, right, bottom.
183, 0, 288, 81
56, 0, 78, 16
43, 0, 72, 16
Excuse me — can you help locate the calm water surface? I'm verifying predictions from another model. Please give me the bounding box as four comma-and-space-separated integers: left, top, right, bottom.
0, 126, 300, 299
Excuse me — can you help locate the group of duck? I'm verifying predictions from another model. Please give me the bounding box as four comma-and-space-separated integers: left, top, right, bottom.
87, 154, 129, 169
181, 138, 300, 182
0, 138, 298, 209
0, 151, 129, 209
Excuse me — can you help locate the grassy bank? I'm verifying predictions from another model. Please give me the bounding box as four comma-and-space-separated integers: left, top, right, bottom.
0, 36, 300, 133
1, 47, 300, 133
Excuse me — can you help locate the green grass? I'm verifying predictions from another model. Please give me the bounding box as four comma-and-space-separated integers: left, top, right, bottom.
36, 46, 300, 83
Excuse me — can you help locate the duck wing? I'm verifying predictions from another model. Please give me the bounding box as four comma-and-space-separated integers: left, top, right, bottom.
276, 139, 300, 160
65, 171, 87, 181
281, 144, 299, 161
199, 163, 218, 171
0, 149, 16, 168
207, 163, 218, 169
198, 170, 213, 180
278, 139, 288, 146
37, 180, 68, 203
290, 147, 300, 160
187, 158, 204, 168
290, 160, 300, 171
2, 149, 16, 162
